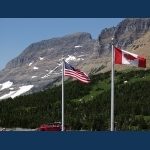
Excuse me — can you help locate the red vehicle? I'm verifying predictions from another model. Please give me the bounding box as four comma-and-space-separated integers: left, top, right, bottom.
37, 122, 66, 131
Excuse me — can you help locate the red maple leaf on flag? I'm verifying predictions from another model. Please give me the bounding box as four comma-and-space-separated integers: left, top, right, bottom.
124, 54, 136, 61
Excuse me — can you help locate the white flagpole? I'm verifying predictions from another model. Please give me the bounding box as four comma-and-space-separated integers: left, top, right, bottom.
111, 38, 114, 131
62, 55, 64, 131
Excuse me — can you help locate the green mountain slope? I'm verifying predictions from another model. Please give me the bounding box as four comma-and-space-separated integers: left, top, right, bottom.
0, 68, 150, 131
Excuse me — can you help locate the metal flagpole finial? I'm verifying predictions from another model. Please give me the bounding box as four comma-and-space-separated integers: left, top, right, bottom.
111, 37, 114, 44
62, 55, 64, 60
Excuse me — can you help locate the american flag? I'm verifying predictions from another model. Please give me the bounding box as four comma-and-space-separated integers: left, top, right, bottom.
64, 61, 90, 84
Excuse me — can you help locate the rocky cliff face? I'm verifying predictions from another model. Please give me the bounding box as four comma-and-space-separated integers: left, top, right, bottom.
5, 32, 94, 69
0, 32, 96, 98
1, 18, 150, 99
93, 18, 150, 57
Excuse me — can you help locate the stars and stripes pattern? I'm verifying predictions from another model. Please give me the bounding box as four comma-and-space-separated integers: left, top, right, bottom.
64, 61, 90, 84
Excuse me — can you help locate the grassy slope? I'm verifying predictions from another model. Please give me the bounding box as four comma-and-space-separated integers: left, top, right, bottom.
72, 68, 150, 102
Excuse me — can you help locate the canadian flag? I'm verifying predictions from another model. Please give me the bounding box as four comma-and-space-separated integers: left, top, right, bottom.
114, 47, 146, 68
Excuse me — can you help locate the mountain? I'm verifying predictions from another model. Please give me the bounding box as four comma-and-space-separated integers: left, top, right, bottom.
0, 32, 96, 99
1, 18, 150, 99
86, 18, 150, 73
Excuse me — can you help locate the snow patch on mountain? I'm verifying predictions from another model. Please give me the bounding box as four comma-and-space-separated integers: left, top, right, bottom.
11, 85, 34, 99
0, 52, 86, 100
0, 91, 17, 100
33, 67, 38, 70
41, 66, 59, 78
29, 61, 34, 66
0, 81, 13, 91
48, 48, 53, 51
65, 55, 76, 63
39, 57, 44, 60
40, 54, 83, 79
77, 58, 84, 61
74, 45, 83, 48
78, 54, 87, 58
0, 84, 34, 100
32, 76, 37, 78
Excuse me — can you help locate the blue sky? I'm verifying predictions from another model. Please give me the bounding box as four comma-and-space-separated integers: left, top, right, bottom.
0, 18, 124, 70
